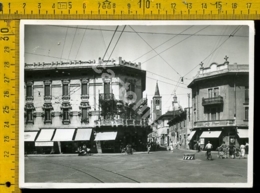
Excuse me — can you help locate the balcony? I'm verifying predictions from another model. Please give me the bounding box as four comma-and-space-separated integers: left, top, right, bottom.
194, 119, 235, 128
95, 118, 147, 127
62, 95, 70, 100
99, 93, 114, 101
202, 96, 223, 106
26, 96, 34, 101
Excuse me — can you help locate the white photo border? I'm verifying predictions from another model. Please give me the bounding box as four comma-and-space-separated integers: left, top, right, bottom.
19, 20, 254, 189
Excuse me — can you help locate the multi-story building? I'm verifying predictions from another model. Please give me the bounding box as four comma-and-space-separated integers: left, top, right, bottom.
24, 57, 150, 154
187, 57, 249, 150
167, 94, 189, 149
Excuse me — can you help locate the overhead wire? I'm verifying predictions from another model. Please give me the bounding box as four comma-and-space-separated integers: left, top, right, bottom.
141, 26, 210, 66
183, 26, 242, 78
49, 25, 248, 37
59, 27, 69, 62
105, 25, 126, 62
132, 26, 194, 62
102, 25, 119, 61
74, 27, 87, 60
68, 26, 78, 60
129, 25, 181, 76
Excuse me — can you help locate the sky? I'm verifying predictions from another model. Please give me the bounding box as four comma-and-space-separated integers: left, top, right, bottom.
24, 22, 250, 114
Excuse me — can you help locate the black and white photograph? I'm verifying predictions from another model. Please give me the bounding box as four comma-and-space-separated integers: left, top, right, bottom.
19, 20, 254, 188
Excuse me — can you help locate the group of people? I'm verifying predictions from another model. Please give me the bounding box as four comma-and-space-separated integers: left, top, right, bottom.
76, 144, 91, 156
195, 140, 248, 160
217, 141, 248, 159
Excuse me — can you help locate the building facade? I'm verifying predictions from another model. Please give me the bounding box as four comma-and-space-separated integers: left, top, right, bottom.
187, 58, 249, 150
24, 57, 151, 154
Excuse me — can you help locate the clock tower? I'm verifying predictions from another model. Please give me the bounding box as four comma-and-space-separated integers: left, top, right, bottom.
152, 81, 162, 122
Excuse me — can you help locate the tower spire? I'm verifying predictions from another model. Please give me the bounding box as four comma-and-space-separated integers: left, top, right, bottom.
154, 81, 160, 96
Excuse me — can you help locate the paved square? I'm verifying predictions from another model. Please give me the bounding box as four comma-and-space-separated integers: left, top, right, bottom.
25, 150, 248, 183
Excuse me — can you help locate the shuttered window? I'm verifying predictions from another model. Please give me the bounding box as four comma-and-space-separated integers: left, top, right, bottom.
82, 84, 88, 95
44, 85, 51, 97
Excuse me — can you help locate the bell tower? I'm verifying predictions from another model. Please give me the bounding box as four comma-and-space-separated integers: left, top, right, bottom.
152, 81, 162, 122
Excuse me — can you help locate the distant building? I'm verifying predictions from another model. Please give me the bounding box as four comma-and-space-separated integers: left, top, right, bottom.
167, 93, 189, 149
24, 57, 150, 154
187, 57, 249, 150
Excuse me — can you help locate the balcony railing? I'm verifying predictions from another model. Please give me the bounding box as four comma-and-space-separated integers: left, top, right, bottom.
26, 96, 34, 101
95, 118, 148, 127
194, 119, 235, 128
202, 96, 223, 106
99, 93, 114, 101
62, 95, 70, 100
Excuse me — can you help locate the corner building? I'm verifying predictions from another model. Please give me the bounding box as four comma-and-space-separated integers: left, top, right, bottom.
187, 58, 249, 150
24, 57, 150, 154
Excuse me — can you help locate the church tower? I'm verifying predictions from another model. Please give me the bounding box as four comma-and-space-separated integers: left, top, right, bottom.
152, 81, 162, 122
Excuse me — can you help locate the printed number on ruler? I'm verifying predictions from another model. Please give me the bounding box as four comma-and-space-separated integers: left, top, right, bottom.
0, 20, 19, 193
0, 0, 259, 18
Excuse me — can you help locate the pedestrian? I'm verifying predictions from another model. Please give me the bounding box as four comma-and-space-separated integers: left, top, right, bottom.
197, 141, 201, 152
240, 143, 246, 158
205, 141, 213, 160
147, 142, 151, 154
218, 141, 228, 158
245, 142, 249, 154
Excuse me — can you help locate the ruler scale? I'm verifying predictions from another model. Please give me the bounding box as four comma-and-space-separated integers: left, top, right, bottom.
0, 0, 256, 192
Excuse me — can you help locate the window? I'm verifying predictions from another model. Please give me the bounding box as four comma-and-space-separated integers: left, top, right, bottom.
211, 108, 216, 120
81, 108, 89, 123
26, 109, 33, 123
63, 109, 69, 121
104, 82, 110, 94
82, 83, 88, 95
44, 85, 51, 97
63, 84, 69, 96
245, 86, 249, 103
26, 85, 33, 97
214, 88, 219, 97
156, 99, 160, 105
209, 107, 220, 121
245, 107, 249, 120
44, 109, 51, 123
208, 88, 212, 98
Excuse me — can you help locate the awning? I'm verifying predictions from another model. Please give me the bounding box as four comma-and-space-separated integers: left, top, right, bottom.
52, 129, 75, 141
94, 132, 117, 141
74, 129, 92, 141
35, 142, 54, 147
237, 129, 248, 138
187, 131, 196, 141
36, 129, 55, 141
24, 131, 38, 142
200, 131, 222, 138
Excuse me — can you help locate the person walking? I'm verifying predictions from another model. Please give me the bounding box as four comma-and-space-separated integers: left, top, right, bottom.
147, 142, 151, 154
197, 141, 201, 152
205, 141, 213, 160
240, 143, 246, 158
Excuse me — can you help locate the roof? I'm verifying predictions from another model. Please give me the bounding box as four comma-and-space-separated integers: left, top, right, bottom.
188, 63, 249, 88
154, 81, 160, 96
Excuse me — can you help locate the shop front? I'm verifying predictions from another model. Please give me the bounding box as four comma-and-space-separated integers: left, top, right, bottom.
199, 130, 222, 150
24, 127, 94, 154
